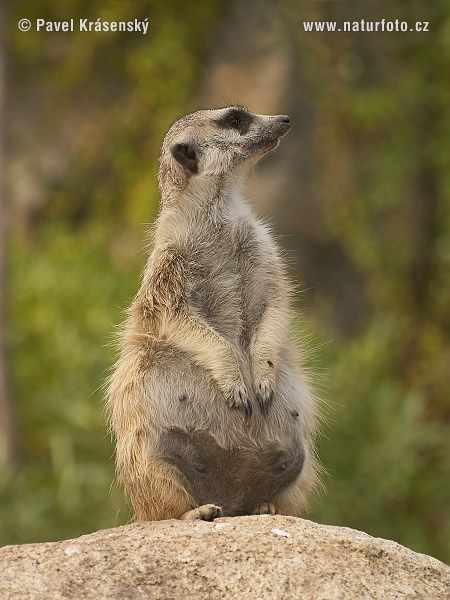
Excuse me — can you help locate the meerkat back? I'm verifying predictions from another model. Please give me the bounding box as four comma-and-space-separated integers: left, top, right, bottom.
107, 106, 317, 521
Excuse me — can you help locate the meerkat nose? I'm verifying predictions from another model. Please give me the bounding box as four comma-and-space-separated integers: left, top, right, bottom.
280, 115, 290, 124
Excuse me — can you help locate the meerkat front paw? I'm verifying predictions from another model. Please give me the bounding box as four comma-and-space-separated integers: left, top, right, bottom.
180, 504, 223, 521
252, 359, 276, 415
222, 377, 252, 420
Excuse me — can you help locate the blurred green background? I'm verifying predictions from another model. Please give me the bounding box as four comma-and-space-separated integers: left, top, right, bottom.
1, 0, 449, 563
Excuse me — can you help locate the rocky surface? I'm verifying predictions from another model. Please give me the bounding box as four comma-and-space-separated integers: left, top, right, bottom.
1, 516, 449, 599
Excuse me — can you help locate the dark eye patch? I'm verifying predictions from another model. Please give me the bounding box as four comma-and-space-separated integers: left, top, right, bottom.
216, 108, 252, 135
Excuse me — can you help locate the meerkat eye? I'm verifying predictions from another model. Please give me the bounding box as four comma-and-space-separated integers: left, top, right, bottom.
216, 108, 252, 134
228, 115, 241, 129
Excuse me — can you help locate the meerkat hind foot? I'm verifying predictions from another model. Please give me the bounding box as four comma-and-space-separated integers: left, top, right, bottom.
180, 504, 222, 521
252, 502, 276, 515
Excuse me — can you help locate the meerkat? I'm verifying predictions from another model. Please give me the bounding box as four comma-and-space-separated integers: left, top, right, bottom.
107, 106, 317, 521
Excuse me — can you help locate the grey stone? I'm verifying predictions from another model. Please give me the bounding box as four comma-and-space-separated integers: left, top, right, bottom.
0, 516, 449, 599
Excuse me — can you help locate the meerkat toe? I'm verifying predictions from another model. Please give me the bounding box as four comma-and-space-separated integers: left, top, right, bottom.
253, 502, 276, 515
256, 381, 274, 415
226, 381, 252, 419
204, 504, 223, 520
180, 504, 222, 521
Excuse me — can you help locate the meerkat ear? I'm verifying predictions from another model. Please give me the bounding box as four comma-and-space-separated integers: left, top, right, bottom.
171, 143, 198, 174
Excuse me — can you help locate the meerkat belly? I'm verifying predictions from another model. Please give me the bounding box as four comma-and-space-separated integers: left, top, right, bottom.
143, 344, 309, 516
160, 428, 305, 517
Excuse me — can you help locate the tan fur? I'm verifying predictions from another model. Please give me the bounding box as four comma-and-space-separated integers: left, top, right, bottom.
107, 106, 318, 521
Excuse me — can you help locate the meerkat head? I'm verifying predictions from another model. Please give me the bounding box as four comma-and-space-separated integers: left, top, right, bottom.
158, 106, 290, 192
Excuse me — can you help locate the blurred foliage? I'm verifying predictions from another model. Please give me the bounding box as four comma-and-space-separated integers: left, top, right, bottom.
292, 0, 450, 562
2, 224, 141, 542
1, 0, 449, 565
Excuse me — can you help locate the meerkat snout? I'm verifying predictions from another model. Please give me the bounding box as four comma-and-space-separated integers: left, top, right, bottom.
277, 115, 291, 132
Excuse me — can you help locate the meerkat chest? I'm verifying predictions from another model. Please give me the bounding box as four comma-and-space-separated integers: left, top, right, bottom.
185, 219, 276, 341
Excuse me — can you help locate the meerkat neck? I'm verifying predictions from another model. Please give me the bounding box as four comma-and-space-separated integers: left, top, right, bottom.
161, 171, 249, 220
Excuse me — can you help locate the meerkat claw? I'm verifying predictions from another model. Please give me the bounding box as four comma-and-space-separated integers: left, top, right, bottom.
241, 398, 253, 420
228, 394, 252, 420
226, 381, 252, 419
256, 382, 274, 416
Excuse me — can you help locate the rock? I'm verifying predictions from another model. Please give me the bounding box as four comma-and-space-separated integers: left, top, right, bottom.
0, 516, 448, 599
